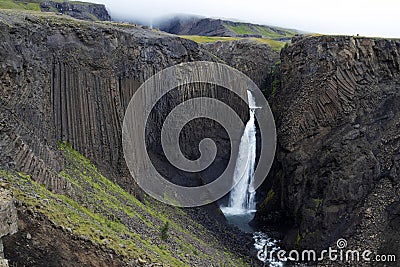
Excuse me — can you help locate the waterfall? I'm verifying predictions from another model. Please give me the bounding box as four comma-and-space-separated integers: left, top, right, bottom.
222, 90, 258, 215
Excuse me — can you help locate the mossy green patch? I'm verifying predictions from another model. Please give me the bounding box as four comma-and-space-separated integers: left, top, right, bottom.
260, 188, 276, 210
179, 35, 285, 51
249, 38, 286, 51
160, 221, 169, 241
312, 198, 323, 212
271, 79, 280, 96
296, 229, 301, 245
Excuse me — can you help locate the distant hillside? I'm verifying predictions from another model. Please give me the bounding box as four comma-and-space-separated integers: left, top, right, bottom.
0, 0, 110, 21
155, 16, 298, 40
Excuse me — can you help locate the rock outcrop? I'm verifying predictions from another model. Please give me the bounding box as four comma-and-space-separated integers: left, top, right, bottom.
202, 39, 280, 93
0, 188, 18, 267
40, 1, 111, 21
256, 35, 400, 257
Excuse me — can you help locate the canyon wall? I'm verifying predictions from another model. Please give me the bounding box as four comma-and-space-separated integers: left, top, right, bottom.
202, 39, 280, 94
257, 35, 400, 256
0, 10, 215, 194
0, 10, 256, 266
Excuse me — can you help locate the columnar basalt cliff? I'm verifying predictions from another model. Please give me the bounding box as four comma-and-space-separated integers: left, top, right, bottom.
0, 10, 255, 266
202, 39, 280, 93
256, 35, 400, 257
0, 10, 212, 192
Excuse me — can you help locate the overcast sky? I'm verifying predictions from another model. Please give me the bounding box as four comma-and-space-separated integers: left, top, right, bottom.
89, 0, 399, 38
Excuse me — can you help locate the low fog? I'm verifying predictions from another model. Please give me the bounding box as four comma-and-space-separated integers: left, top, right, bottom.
88, 0, 399, 38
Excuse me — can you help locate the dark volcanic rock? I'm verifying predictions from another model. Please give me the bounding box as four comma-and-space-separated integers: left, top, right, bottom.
202, 39, 280, 92
4, 206, 126, 267
157, 16, 235, 37
40, 1, 111, 21
255, 35, 400, 256
0, 10, 255, 265
0, 10, 210, 193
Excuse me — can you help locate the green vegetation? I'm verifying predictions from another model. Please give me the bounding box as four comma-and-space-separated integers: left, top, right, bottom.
271, 79, 280, 96
160, 221, 170, 241
180, 35, 286, 51
0, 0, 40, 11
1, 148, 182, 264
225, 23, 297, 39
296, 230, 301, 245
259, 188, 276, 211
0, 141, 248, 266
250, 37, 286, 51
226, 24, 254, 35
0, 0, 99, 12
265, 188, 276, 203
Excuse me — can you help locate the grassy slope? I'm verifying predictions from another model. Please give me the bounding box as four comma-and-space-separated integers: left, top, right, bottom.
248, 37, 286, 51
0, 0, 41, 11
0, 0, 97, 11
179, 35, 286, 51
0, 142, 247, 266
225, 22, 297, 39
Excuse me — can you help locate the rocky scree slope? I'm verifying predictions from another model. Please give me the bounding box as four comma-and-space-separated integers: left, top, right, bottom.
0, 10, 255, 266
256, 35, 400, 260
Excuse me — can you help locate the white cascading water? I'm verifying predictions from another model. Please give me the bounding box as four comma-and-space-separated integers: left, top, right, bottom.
220, 91, 281, 265
222, 90, 258, 215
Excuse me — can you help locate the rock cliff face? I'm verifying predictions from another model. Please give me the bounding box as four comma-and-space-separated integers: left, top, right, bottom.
257, 35, 400, 256
2, 7, 400, 265
40, 1, 111, 21
0, 10, 255, 266
202, 39, 280, 93
0, 10, 211, 193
